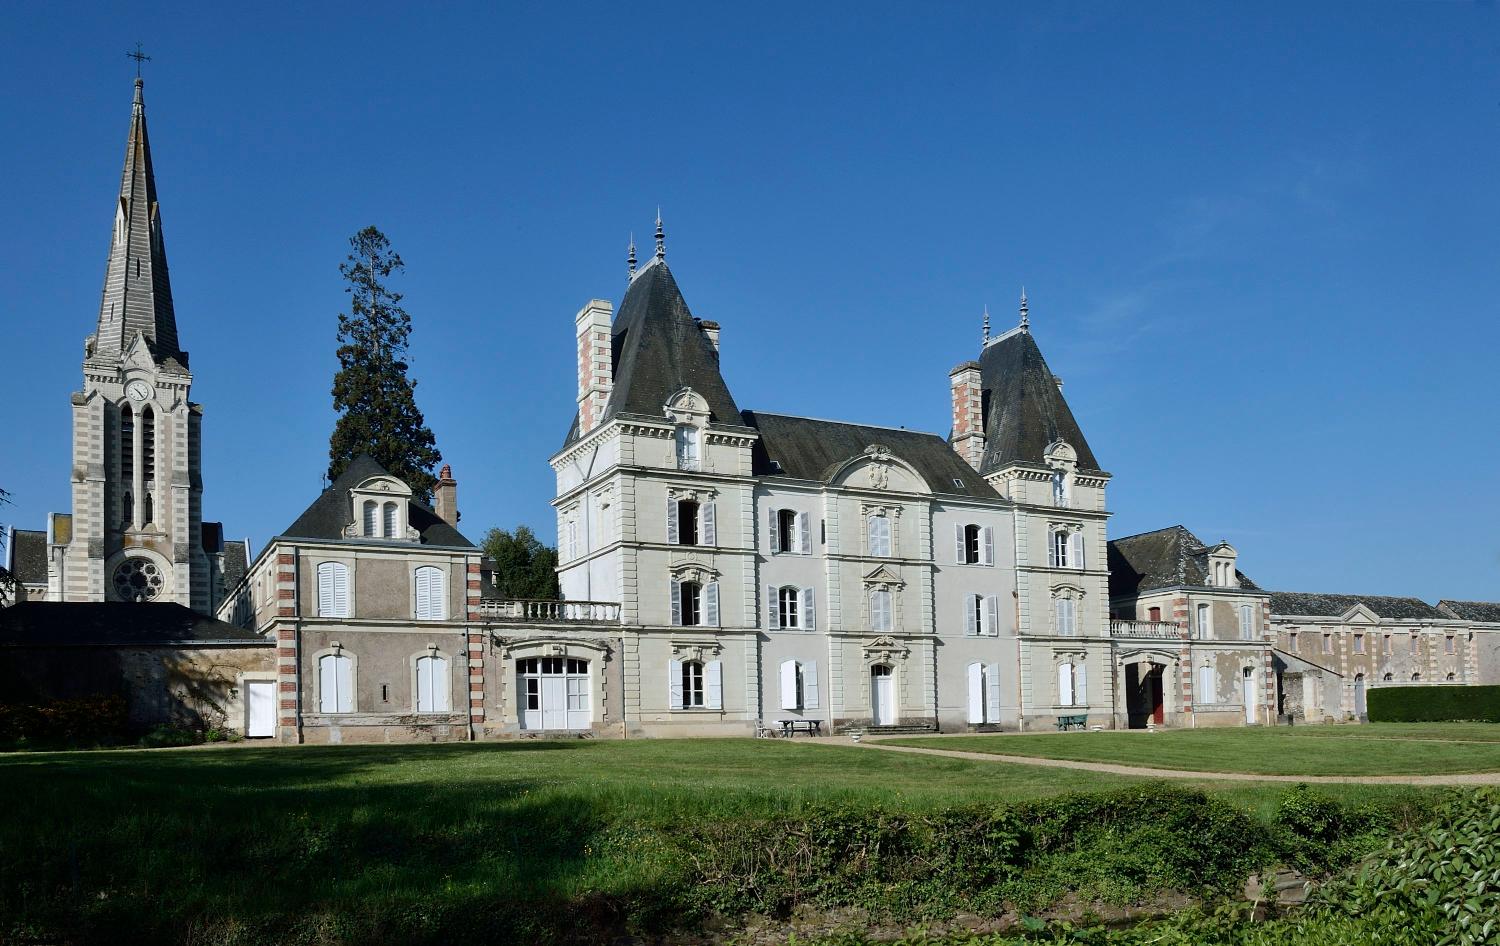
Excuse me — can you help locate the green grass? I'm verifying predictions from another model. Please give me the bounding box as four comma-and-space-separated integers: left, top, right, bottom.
880, 722, 1500, 776
0, 738, 1451, 944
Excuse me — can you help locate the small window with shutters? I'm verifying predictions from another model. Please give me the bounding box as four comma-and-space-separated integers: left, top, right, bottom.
415, 653, 450, 712
318, 652, 354, 713
1055, 597, 1076, 636
870, 588, 893, 632
1239, 605, 1254, 640
414, 565, 446, 620
317, 562, 350, 618
1056, 660, 1086, 707
1198, 664, 1217, 704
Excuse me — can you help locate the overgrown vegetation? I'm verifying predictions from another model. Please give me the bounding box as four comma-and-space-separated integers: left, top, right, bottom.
481, 524, 560, 599
1366, 684, 1500, 722
0, 739, 1441, 945
0, 695, 129, 750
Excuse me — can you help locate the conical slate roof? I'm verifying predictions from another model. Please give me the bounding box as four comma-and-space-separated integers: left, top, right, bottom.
564, 259, 740, 444
94, 78, 182, 364
976, 328, 1100, 474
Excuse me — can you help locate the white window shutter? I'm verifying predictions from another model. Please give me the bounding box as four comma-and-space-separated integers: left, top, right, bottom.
804, 660, 820, 709
333, 565, 349, 618
867, 516, 877, 557
982, 527, 995, 566
703, 502, 716, 546
966, 662, 984, 723
768, 508, 780, 555
766, 585, 779, 630
705, 581, 720, 628
1058, 662, 1074, 706
668, 659, 683, 708
433, 656, 450, 711
986, 662, 1002, 721
430, 569, 446, 620
318, 564, 334, 617
670, 580, 682, 626
706, 660, 723, 709
338, 655, 354, 712
965, 594, 979, 636
1071, 531, 1085, 570
955, 523, 966, 564
798, 512, 811, 554
780, 660, 798, 710
667, 496, 680, 545
416, 656, 431, 711
1076, 661, 1088, 704
414, 568, 429, 620
802, 587, 816, 631
319, 655, 337, 712
985, 595, 1001, 637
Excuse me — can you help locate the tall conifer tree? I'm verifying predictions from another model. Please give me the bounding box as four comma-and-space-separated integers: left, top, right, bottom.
327, 227, 441, 500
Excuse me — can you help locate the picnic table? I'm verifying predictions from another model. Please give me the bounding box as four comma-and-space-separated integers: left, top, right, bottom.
1055, 714, 1088, 731
778, 719, 823, 737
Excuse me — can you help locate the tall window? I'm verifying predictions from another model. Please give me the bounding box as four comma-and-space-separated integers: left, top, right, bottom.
869, 588, 893, 632
383, 502, 398, 538
774, 509, 802, 554
1057, 660, 1086, 706
780, 659, 820, 711
120, 404, 134, 524
1239, 605, 1254, 640
1052, 471, 1069, 507
778, 586, 801, 629
1051, 529, 1070, 568
1054, 597, 1076, 636
678, 581, 702, 627
1196, 603, 1211, 639
867, 515, 892, 557
415, 654, 450, 712
414, 565, 446, 620
1353, 634, 1365, 654
318, 652, 354, 713
1289, 631, 1298, 650
677, 499, 700, 546
363, 500, 378, 537
674, 426, 699, 471
1383, 634, 1392, 655
1322, 632, 1332, 654
1197, 665, 1217, 704
680, 660, 704, 707
140, 406, 155, 483
1409, 634, 1419, 656
317, 562, 351, 618
966, 662, 1000, 723
956, 524, 994, 565
1446, 635, 1455, 655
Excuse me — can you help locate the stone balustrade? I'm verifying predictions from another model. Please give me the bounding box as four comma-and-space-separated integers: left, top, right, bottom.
476, 598, 621, 624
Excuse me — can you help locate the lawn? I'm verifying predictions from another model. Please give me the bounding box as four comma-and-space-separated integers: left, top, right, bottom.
879, 722, 1500, 776
0, 738, 1449, 945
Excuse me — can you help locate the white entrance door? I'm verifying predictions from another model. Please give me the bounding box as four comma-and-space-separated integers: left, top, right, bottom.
1353, 674, 1366, 717
871, 665, 896, 726
541, 677, 568, 730
245, 680, 275, 738
1242, 668, 1256, 724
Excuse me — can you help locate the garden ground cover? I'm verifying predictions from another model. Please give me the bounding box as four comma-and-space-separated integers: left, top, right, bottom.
879, 722, 1500, 776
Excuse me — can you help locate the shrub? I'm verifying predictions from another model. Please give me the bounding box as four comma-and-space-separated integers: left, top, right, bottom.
1366, 684, 1500, 722
0, 695, 130, 749
138, 724, 201, 748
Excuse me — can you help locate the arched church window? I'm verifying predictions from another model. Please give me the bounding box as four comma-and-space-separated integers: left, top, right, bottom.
141, 406, 155, 483
120, 404, 134, 486
143, 491, 153, 526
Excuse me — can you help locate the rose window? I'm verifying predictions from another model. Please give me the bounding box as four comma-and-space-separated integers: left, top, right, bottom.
112, 558, 164, 601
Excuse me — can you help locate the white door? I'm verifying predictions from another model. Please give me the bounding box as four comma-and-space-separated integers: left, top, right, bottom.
245, 680, 275, 738
1353, 675, 1366, 717
541, 677, 568, 730
1242, 668, 1256, 724
871, 665, 896, 726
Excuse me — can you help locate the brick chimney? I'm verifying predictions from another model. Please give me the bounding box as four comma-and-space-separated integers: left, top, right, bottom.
434, 464, 458, 526
575, 299, 614, 436
948, 361, 985, 471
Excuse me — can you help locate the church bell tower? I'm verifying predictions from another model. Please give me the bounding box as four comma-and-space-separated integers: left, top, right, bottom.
57, 76, 208, 609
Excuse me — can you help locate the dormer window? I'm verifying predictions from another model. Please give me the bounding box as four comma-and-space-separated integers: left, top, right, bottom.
674, 425, 700, 471
383, 502, 398, 538
349, 476, 415, 542
363, 500, 377, 536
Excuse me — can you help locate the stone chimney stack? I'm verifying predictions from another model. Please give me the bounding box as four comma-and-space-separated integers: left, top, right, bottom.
434, 464, 459, 526
697, 319, 721, 358
575, 299, 614, 436
948, 361, 985, 471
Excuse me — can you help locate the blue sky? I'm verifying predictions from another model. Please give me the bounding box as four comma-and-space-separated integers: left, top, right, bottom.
2, 2, 1497, 602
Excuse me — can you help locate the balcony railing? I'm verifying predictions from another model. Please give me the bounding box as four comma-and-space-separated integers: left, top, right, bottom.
1110, 620, 1186, 639
476, 599, 621, 624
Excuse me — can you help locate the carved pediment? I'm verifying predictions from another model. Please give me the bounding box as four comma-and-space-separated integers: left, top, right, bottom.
861, 635, 910, 662
670, 638, 723, 662
862, 564, 905, 588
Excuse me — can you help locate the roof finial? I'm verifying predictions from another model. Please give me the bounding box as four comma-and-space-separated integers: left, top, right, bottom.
127, 42, 151, 79
1018, 287, 1029, 331
654, 208, 665, 261
982, 305, 991, 344
627, 233, 637, 279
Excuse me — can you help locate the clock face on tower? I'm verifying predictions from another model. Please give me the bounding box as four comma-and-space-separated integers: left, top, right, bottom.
125, 381, 150, 402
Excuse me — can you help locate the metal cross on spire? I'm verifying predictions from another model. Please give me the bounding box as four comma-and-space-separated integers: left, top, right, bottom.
127, 42, 151, 78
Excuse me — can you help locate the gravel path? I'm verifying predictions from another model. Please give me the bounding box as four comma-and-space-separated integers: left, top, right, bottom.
817, 736, 1500, 785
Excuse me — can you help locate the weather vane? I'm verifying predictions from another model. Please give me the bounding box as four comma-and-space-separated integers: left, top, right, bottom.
127, 42, 151, 78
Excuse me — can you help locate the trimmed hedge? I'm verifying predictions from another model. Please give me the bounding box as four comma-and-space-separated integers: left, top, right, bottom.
1366, 684, 1500, 722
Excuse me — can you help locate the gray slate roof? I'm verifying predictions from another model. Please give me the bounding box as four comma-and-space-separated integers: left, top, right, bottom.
280, 454, 474, 547
221, 538, 249, 591
744, 412, 1000, 499
0, 602, 268, 647
976, 328, 1100, 474
1268, 592, 1444, 620
564, 259, 740, 446
1438, 601, 1500, 623
7, 529, 48, 585
94, 78, 183, 364
1107, 525, 1261, 598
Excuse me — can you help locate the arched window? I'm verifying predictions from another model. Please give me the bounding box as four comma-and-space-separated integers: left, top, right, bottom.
122, 491, 134, 527
869, 588, 893, 632
679, 659, 705, 707
119, 403, 134, 481
414, 565, 446, 620
1446, 672, 1456, 682
415, 653, 450, 712
142, 491, 153, 525
955, 523, 993, 565
317, 562, 350, 617
318, 652, 354, 713
867, 514, 892, 557
1383, 672, 1393, 682
779, 586, 801, 629
1411, 672, 1421, 682
678, 581, 702, 627
140, 406, 155, 482
383, 501, 398, 538
363, 500, 378, 537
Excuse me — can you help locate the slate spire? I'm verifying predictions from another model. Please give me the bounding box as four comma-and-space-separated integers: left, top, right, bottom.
93, 77, 181, 362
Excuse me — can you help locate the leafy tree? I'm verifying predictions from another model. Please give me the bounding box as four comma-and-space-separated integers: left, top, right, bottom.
482, 525, 560, 600
327, 226, 441, 501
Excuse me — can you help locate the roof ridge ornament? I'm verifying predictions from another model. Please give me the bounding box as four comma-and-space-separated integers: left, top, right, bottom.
982, 305, 991, 345
627, 233, 637, 280
654, 208, 665, 261
1019, 287, 1029, 332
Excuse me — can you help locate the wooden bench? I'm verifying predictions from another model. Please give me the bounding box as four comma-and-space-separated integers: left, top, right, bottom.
1056, 714, 1088, 731
778, 719, 823, 737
